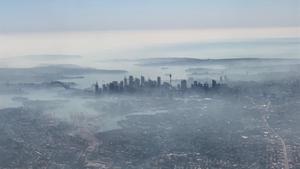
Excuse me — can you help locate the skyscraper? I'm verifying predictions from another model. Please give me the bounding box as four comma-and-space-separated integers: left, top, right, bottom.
95, 82, 99, 93
124, 77, 128, 87
181, 80, 187, 90
119, 81, 124, 91
129, 76, 134, 88
135, 78, 140, 87
192, 81, 198, 88
212, 80, 217, 88
157, 76, 161, 87
141, 76, 145, 86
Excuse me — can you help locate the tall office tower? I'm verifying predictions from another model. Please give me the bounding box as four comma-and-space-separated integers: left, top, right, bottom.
193, 81, 198, 88
198, 82, 203, 88
119, 81, 124, 91
95, 82, 99, 93
212, 80, 217, 88
135, 78, 140, 87
108, 82, 114, 92
112, 81, 119, 91
141, 76, 145, 86
129, 75, 134, 87
157, 76, 161, 87
181, 80, 187, 90
124, 77, 128, 87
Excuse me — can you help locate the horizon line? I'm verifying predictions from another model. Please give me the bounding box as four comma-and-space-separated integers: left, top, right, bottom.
1, 26, 299, 35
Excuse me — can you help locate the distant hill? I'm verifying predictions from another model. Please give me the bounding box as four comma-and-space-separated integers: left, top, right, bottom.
136, 57, 300, 66
28, 64, 127, 75
21, 54, 82, 61
0, 64, 127, 83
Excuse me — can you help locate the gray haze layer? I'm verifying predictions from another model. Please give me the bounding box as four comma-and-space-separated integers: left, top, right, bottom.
0, 56, 300, 168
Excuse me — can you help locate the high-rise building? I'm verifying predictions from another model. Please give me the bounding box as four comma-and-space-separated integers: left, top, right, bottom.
181, 80, 187, 90
129, 76, 134, 87
148, 79, 156, 88
95, 82, 99, 93
212, 80, 217, 88
198, 82, 203, 88
119, 81, 124, 91
157, 76, 161, 87
108, 81, 119, 92
135, 78, 140, 87
141, 76, 145, 86
124, 77, 128, 87
192, 81, 198, 88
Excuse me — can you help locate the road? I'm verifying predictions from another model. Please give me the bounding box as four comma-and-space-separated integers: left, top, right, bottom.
263, 101, 289, 169
248, 97, 289, 169
78, 127, 107, 168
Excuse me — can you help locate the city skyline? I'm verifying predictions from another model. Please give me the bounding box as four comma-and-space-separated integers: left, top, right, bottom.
0, 1, 299, 168
93, 74, 227, 95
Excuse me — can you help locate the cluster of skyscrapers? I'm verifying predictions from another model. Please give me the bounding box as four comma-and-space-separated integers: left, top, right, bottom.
93, 74, 227, 95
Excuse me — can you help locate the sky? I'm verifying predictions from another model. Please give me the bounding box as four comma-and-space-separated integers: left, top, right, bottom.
0, 0, 299, 63
0, 0, 299, 32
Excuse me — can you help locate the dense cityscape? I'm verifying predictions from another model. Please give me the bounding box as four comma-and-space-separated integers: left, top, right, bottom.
0, 61, 299, 169
93, 74, 228, 94
0, 0, 299, 168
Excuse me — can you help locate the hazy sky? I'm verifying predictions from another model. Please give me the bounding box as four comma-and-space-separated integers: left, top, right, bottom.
0, 1, 299, 63
0, 0, 299, 32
